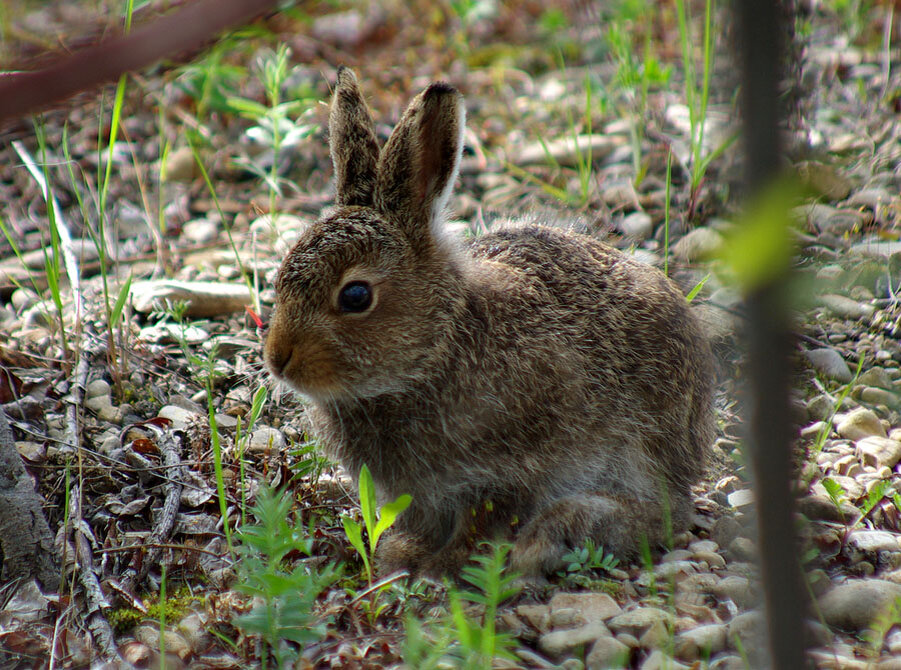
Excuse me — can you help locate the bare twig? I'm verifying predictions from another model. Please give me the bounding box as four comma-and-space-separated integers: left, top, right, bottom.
68, 484, 121, 663
0, 0, 280, 122
119, 427, 187, 593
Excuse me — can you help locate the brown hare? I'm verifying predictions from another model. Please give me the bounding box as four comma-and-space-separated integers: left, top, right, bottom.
264, 67, 715, 577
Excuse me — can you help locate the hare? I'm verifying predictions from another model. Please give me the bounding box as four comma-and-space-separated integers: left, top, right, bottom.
264, 67, 715, 577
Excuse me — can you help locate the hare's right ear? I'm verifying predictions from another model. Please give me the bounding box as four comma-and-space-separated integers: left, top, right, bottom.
329, 66, 380, 207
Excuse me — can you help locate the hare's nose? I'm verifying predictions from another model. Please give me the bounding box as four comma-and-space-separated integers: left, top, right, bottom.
263, 335, 293, 378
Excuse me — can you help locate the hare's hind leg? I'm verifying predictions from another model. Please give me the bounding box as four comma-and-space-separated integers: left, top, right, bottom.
510, 491, 690, 575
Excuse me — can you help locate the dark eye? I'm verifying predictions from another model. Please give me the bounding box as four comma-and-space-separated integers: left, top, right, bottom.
338, 281, 373, 313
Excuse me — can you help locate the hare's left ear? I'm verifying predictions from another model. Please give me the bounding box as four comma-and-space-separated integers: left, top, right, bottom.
329, 66, 380, 207
375, 82, 465, 243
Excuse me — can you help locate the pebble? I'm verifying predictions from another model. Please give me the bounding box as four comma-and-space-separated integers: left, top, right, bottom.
837, 407, 887, 440
804, 347, 853, 383
85, 379, 111, 399
856, 436, 901, 468
517, 604, 550, 632
671, 227, 723, 262
586, 635, 630, 669
713, 575, 753, 608
158, 405, 203, 430
538, 622, 609, 659
817, 579, 901, 631
10, 287, 39, 312
859, 367, 894, 389
182, 218, 219, 244
618, 211, 654, 240
639, 649, 688, 670
819, 294, 876, 321
847, 530, 901, 553
164, 146, 198, 183
247, 427, 286, 454
726, 610, 764, 651
860, 386, 899, 408
673, 624, 727, 660
607, 607, 673, 637
548, 592, 622, 625
708, 655, 745, 670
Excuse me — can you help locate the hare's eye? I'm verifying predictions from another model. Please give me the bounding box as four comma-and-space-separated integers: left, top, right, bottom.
338, 281, 373, 313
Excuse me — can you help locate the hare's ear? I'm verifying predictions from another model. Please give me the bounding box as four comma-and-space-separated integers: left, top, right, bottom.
375, 82, 464, 243
329, 66, 380, 207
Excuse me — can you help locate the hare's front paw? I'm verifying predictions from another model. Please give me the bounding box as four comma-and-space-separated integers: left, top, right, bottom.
376, 530, 472, 578
510, 493, 644, 576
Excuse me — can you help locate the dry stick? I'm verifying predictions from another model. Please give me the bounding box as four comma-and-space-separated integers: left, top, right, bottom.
0, 0, 280, 122
68, 483, 121, 663
119, 428, 187, 594
735, 1, 808, 668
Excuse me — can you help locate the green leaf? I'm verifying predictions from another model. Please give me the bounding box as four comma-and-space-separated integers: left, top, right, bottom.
341, 516, 370, 579
109, 273, 133, 329
249, 385, 268, 427
821, 477, 846, 506
358, 465, 378, 552
372, 494, 412, 547
685, 273, 710, 303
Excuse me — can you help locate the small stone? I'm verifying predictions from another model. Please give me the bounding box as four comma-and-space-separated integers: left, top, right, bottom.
619, 212, 654, 240
856, 436, 901, 468
673, 624, 727, 661
654, 560, 696, 580
158, 405, 202, 430
638, 618, 670, 648
640, 649, 689, 670
692, 550, 726, 569
797, 494, 857, 523
84, 394, 113, 415
837, 408, 887, 440
714, 575, 754, 608
859, 367, 894, 389
85, 379, 111, 399
10, 287, 39, 312
539, 622, 609, 659
586, 635, 630, 670
182, 218, 219, 245
15, 441, 45, 461
817, 579, 901, 631
549, 592, 622, 624
672, 227, 724, 262
517, 604, 550, 632
820, 294, 876, 321
709, 655, 748, 670
607, 607, 673, 637
796, 162, 853, 201
860, 387, 900, 408
711, 515, 744, 549
726, 610, 764, 651
164, 145, 198, 183
804, 348, 853, 383
247, 427, 286, 454
847, 530, 901, 553
727, 488, 754, 508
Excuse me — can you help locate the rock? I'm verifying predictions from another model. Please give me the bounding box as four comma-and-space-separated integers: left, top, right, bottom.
804, 348, 853, 383
85, 379, 111, 399
708, 655, 746, 670
727, 488, 754, 509
711, 516, 744, 549
163, 146, 197, 183
84, 394, 113, 415
817, 579, 901, 631
859, 367, 894, 389
247, 427, 286, 454
847, 187, 893, 211
713, 575, 753, 608
586, 635, 630, 669
158, 405, 203, 430
639, 649, 688, 670
856, 436, 901, 468
607, 607, 673, 638
549, 592, 622, 625
672, 227, 723, 262
514, 134, 620, 167
836, 407, 886, 440
619, 212, 654, 240
638, 618, 670, 648
538, 622, 609, 659
673, 624, 727, 660
819, 294, 876, 321
860, 387, 899, 408
182, 218, 219, 245
796, 162, 852, 201
10, 287, 39, 312
797, 494, 857, 523
726, 610, 764, 651
847, 530, 901, 553
517, 604, 550, 632
692, 550, 725, 569
130, 280, 253, 318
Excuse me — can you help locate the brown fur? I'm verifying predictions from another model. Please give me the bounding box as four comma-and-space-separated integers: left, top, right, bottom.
265, 68, 716, 576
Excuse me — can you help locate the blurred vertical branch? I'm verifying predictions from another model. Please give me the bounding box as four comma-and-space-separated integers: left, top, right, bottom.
0, 0, 280, 122
734, 1, 808, 669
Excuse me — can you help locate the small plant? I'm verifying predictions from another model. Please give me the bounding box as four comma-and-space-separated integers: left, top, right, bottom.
341, 464, 412, 588
235, 386, 269, 525
234, 486, 340, 669
403, 543, 521, 669
557, 538, 620, 581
